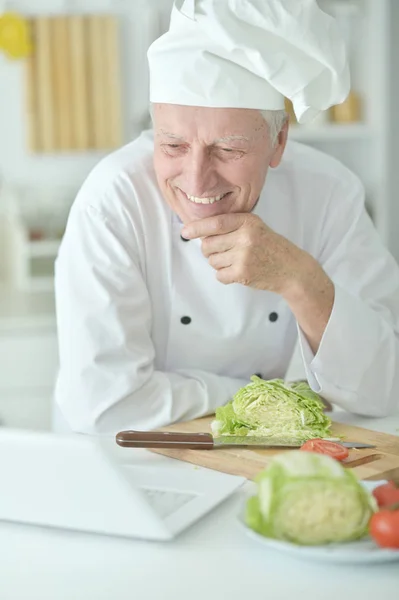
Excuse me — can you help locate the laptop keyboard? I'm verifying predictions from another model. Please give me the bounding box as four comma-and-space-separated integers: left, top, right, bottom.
140, 488, 198, 519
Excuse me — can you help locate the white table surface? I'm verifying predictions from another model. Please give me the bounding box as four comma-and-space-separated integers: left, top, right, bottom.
1, 409, 399, 600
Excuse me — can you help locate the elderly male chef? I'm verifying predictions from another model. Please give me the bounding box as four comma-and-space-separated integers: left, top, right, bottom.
54, 0, 399, 434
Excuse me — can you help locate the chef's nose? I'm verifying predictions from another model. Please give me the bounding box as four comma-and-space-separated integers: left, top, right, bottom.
183, 146, 218, 197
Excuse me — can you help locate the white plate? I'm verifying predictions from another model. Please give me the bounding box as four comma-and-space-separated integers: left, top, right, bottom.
238, 480, 399, 565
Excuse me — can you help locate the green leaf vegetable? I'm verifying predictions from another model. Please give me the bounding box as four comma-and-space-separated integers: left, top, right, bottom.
211, 376, 331, 441
246, 451, 377, 545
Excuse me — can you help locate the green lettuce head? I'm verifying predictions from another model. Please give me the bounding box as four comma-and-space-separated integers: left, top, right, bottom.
211, 377, 331, 440
246, 451, 376, 546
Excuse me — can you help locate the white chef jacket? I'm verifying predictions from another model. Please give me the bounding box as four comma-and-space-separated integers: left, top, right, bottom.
54, 129, 399, 434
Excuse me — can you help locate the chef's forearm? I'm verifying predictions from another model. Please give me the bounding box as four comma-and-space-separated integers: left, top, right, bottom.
282, 253, 335, 354
294, 284, 399, 417
57, 368, 248, 435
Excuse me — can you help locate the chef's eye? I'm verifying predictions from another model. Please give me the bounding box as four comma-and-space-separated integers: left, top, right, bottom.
162, 143, 184, 151
161, 143, 187, 155
215, 147, 244, 159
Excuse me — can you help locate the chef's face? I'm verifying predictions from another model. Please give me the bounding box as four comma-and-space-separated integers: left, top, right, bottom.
153, 103, 287, 224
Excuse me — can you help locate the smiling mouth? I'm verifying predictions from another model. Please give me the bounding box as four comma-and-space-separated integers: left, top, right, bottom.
180, 190, 231, 205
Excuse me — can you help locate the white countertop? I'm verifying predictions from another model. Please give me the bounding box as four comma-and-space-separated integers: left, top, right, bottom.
1, 409, 398, 600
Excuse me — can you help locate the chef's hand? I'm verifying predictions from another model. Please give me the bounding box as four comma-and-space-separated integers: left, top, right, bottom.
181, 213, 335, 354
182, 213, 304, 291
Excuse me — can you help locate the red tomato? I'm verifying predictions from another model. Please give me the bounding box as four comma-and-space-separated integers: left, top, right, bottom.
300, 439, 349, 461
372, 481, 399, 508
369, 507, 399, 549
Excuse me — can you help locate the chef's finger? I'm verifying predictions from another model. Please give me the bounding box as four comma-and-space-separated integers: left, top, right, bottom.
208, 249, 234, 270
201, 231, 236, 257
181, 213, 246, 239
215, 265, 237, 285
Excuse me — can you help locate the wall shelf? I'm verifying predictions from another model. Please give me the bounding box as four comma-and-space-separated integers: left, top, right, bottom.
27, 240, 61, 258
289, 124, 374, 143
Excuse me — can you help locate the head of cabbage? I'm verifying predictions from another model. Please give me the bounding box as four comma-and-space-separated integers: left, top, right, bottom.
211, 377, 331, 440
246, 451, 376, 545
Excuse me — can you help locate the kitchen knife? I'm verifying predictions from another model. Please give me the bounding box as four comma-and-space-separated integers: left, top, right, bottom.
115, 430, 376, 450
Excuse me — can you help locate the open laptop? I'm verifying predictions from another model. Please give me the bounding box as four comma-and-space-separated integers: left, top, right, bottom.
0, 428, 245, 541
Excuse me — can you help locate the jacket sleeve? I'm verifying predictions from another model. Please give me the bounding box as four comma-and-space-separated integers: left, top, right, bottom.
297, 173, 399, 417
54, 203, 248, 434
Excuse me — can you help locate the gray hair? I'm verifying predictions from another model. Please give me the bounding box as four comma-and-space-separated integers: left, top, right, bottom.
149, 103, 287, 146
259, 109, 288, 146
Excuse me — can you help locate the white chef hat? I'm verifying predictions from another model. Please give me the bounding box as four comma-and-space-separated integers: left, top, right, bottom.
147, 0, 350, 124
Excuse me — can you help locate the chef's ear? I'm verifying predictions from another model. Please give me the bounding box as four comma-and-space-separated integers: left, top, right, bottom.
269, 120, 289, 169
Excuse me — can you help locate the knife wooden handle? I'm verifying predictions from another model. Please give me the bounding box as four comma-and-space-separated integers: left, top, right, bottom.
115, 431, 214, 449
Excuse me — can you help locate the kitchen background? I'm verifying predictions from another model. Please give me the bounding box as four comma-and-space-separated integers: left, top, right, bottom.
0, 0, 398, 431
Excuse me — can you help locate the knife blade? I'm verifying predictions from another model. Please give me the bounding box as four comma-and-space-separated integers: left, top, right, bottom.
115, 430, 376, 450
213, 436, 376, 449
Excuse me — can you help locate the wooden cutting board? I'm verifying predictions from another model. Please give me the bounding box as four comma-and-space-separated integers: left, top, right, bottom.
150, 416, 399, 482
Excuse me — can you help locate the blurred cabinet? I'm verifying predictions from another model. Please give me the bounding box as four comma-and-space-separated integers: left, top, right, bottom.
0, 287, 57, 430
0, 326, 58, 429
0, 388, 54, 430
0, 327, 58, 388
